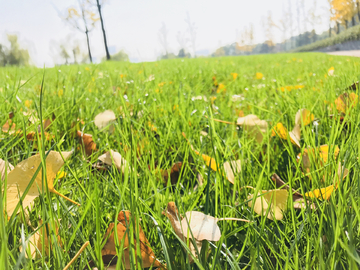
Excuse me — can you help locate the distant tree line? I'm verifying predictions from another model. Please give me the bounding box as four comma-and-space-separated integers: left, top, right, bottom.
212, 0, 360, 56
0, 35, 30, 67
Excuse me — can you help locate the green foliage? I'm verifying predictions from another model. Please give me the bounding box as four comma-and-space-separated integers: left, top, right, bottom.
294, 24, 360, 52
107, 49, 129, 62
0, 34, 30, 66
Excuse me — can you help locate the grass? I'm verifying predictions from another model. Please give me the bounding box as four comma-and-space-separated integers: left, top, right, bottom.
1, 52, 360, 269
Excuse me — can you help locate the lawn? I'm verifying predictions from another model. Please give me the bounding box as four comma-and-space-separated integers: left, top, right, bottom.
1, 52, 360, 269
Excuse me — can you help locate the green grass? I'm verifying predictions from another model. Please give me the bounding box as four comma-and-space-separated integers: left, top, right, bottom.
293, 24, 360, 52
1, 53, 360, 269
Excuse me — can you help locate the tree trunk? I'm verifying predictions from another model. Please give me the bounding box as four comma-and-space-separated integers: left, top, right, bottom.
345, 20, 348, 29
85, 29, 92, 63
352, 16, 356, 27
96, 0, 111, 60
329, 25, 331, 38
358, 2, 360, 22
337, 22, 340, 34
73, 49, 77, 64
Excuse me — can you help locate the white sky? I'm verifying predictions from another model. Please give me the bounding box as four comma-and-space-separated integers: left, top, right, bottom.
0, 0, 329, 66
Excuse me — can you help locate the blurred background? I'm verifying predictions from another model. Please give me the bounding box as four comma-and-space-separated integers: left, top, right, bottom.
0, 0, 358, 67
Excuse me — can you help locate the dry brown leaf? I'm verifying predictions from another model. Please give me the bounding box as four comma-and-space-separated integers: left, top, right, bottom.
223, 160, 241, 184
161, 162, 183, 185
164, 202, 248, 260
236, 114, 268, 144
77, 130, 97, 157
291, 109, 314, 141
297, 145, 340, 174
20, 219, 62, 259
94, 110, 116, 131
101, 210, 165, 269
2, 120, 16, 134
334, 92, 358, 114
305, 162, 349, 200
4, 151, 79, 217
23, 110, 39, 124
0, 158, 14, 181
247, 189, 288, 220
271, 123, 300, 148
271, 173, 315, 210
346, 81, 359, 90
26, 131, 54, 142
98, 150, 129, 174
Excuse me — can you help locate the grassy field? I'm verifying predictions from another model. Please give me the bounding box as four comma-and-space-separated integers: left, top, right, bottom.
1, 52, 360, 269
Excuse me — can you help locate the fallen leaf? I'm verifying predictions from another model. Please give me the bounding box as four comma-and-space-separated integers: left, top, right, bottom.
298, 145, 340, 174
94, 110, 116, 131
77, 130, 97, 157
161, 162, 183, 185
237, 114, 268, 144
98, 150, 129, 174
182, 133, 240, 184
271, 173, 315, 210
23, 110, 39, 124
291, 109, 314, 141
346, 81, 359, 90
164, 202, 249, 260
20, 219, 62, 259
0, 158, 14, 181
305, 185, 335, 201
4, 151, 79, 217
247, 189, 288, 220
223, 160, 241, 184
2, 120, 16, 134
304, 162, 349, 200
334, 92, 358, 114
26, 131, 54, 142
101, 210, 164, 269
271, 122, 300, 148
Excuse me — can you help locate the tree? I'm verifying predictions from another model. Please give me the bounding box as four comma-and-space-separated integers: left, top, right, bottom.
261, 12, 275, 52
330, 0, 356, 30
63, 1, 99, 63
177, 31, 189, 57
177, 48, 191, 58
307, 0, 322, 42
108, 50, 129, 62
0, 35, 30, 66
158, 22, 170, 57
274, 6, 290, 50
185, 12, 197, 57
96, 0, 110, 60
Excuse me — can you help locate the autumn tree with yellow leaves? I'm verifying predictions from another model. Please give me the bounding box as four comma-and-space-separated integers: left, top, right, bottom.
63, 1, 100, 63
330, 0, 357, 30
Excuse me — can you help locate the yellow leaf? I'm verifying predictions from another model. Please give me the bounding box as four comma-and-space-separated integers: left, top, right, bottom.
4, 151, 79, 217
193, 150, 218, 172
94, 110, 116, 131
255, 72, 263, 79
0, 158, 14, 181
248, 189, 288, 220
237, 114, 268, 144
25, 100, 33, 108
305, 185, 334, 200
291, 108, 314, 141
272, 123, 300, 148
56, 171, 66, 179
20, 220, 62, 259
334, 92, 358, 114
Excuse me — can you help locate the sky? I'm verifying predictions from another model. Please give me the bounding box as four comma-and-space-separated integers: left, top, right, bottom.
0, 0, 329, 67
